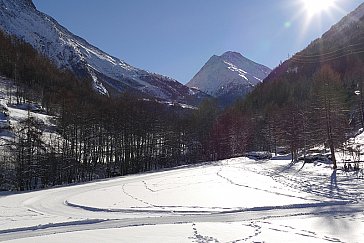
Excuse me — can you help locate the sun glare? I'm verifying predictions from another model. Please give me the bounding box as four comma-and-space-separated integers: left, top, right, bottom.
286, 0, 345, 54
301, 0, 335, 16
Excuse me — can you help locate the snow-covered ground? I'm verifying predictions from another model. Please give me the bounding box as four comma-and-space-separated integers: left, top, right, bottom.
0, 76, 57, 144
0, 155, 363, 242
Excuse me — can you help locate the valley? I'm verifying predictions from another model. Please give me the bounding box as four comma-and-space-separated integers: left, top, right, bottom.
1, 0, 364, 242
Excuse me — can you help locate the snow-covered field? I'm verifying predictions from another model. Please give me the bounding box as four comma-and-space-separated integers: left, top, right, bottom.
0, 155, 363, 242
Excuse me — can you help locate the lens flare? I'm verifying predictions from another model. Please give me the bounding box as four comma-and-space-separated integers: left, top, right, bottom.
284, 21, 292, 28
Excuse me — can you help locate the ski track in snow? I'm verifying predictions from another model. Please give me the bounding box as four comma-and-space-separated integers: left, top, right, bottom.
0, 157, 363, 242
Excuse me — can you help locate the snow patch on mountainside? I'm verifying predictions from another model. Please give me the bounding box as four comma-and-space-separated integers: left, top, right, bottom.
223, 61, 249, 81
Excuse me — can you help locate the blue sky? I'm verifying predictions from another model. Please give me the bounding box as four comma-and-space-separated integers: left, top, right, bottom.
33, 0, 363, 84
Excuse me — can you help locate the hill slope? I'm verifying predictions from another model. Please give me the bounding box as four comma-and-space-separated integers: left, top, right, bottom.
241, 2, 364, 122
265, 2, 364, 84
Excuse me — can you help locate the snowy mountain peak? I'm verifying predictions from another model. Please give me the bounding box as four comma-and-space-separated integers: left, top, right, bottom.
187, 51, 271, 105
23, 0, 36, 9
0, 0, 206, 105
221, 51, 245, 60
5, 0, 36, 10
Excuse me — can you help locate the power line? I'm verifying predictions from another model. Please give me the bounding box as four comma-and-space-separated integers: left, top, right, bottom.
293, 41, 364, 58
291, 46, 364, 64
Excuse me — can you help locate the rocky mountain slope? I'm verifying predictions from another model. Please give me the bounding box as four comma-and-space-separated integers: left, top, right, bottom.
0, 0, 207, 105
187, 51, 271, 105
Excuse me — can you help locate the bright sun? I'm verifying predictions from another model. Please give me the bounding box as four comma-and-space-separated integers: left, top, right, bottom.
292, 0, 343, 43
301, 0, 335, 16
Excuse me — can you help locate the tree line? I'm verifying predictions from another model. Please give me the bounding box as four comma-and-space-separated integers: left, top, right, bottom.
0, 28, 362, 190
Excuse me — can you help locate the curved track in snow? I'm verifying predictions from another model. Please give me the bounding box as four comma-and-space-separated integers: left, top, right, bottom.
0, 157, 363, 242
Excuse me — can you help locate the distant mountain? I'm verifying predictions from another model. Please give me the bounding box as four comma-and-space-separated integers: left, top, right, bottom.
187, 51, 271, 105
0, 0, 207, 105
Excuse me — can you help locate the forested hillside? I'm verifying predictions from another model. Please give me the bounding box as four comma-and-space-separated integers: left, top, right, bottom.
0, 30, 220, 191
209, 3, 364, 167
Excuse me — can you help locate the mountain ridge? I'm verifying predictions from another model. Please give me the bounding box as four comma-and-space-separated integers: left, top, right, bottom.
0, 0, 207, 105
